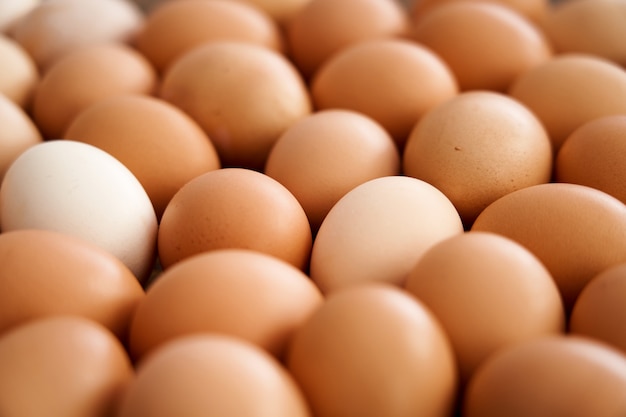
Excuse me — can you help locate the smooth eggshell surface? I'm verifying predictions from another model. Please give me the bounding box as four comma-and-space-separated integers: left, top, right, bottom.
0, 34, 38, 108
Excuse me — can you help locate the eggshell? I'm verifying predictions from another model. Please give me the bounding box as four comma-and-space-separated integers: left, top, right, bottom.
129, 249, 322, 360
405, 231, 565, 383
0, 316, 133, 417
158, 168, 312, 270
286, 284, 458, 417
0, 34, 38, 108
311, 38, 458, 148
0, 140, 158, 282
411, 0, 549, 24
464, 335, 626, 417
136, 0, 284, 73
32, 43, 157, 139
310, 175, 463, 293
508, 54, 626, 151
264, 109, 400, 230
471, 182, 626, 310
64, 94, 221, 218
409, 2, 552, 92
11, 0, 144, 71
0, 229, 144, 341
0, 0, 40, 33
286, 0, 409, 78
403, 91, 552, 226
118, 334, 311, 417
160, 41, 311, 169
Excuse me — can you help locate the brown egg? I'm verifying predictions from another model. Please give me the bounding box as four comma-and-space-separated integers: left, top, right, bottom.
286, 0, 409, 78
405, 231, 565, 383
570, 263, 626, 355
64, 94, 221, 218
541, 0, 626, 67
555, 115, 626, 205
0, 316, 133, 417
11, 0, 144, 71
0, 229, 144, 341
464, 335, 626, 417
403, 91, 552, 226
508, 54, 626, 151
160, 41, 311, 169
471, 183, 626, 311
118, 335, 311, 417
158, 168, 312, 270
136, 0, 284, 74
0, 34, 38, 108
235, 0, 313, 23
311, 38, 458, 148
32, 43, 157, 139
411, 0, 549, 24
409, 2, 552, 92
310, 176, 463, 293
264, 109, 400, 230
287, 284, 458, 417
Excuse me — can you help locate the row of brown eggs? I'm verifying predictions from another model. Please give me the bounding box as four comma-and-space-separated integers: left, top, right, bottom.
1, 0, 626, 416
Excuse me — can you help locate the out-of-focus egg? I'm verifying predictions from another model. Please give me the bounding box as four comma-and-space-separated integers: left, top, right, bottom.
264, 109, 400, 230
287, 284, 458, 417
0, 229, 144, 341
310, 176, 463, 293
0, 140, 158, 282
219, 0, 313, 24
405, 231, 565, 383
409, 2, 552, 92
555, 115, 626, 205
464, 335, 626, 417
32, 43, 157, 139
129, 249, 322, 360
0, 93, 42, 181
136, 0, 284, 74
11, 0, 144, 71
403, 91, 552, 226
118, 334, 311, 417
0, 0, 40, 33
0, 316, 133, 417
311, 39, 458, 149
541, 0, 626, 67
285, 0, 409, 79
570, 263, 626, 355
158, 168, 312, 270
411, 0, 549, 24
64, 94, 221, 219
0, 34, 38, 108
160, 41, 311, 170
508, 54, 626, 151
471, 183, 626, 310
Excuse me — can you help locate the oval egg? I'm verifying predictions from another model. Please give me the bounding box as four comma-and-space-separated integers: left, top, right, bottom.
0, 34, 38, 108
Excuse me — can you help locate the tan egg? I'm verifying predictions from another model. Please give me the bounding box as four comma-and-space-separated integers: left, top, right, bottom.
158, 168, 312, 270
136, 0, 283, 74
541, 0, 626, 67
310, 176, 463, 293
129, 249, 322, 361
403, 91, 552, 226
409, 2, 552, 92
0, 229, 144, 341
570, 263, 626, 355
411, 0, 549, 24
11, 0, 144, 71
0, 34, 38, 108
286, 0, 409, 79
287, 284, 458, 417
508, 54, 626, 151
0, 316, 133, 417
555, 115, 626, 205
264, 109, 400, 230
464, 335, 626, 417
405, 231, 565, 383
118, 335, 311, 417
471, 183, 626, 311
160, 41, 311, 170
0, 0, 40, 33
311, 38, 458, 149
0, 93, 41, 181
32, 43, 157, 139
64, 94, 221, 219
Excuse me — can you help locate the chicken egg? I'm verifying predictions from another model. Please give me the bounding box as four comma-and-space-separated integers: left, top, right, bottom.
0, 34, 38, 108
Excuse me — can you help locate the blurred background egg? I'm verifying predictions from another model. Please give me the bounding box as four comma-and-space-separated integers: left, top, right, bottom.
0, 0, 40, 33
0, 34, 39, 108
410, 0, 549, 25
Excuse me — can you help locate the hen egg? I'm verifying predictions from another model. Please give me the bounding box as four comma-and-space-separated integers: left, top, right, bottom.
198, 0, 313, 24
0, 0, 40, 33
411, 0, 549, 24
0, 34, 38, 108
